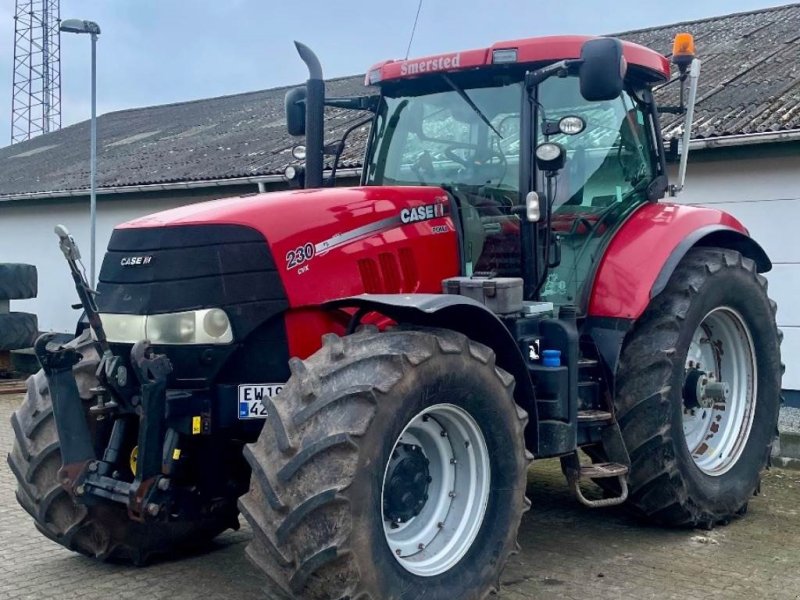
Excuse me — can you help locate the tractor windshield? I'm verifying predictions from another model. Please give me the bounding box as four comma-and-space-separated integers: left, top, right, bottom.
365, 71, 657, 309
364, 77, 522, 194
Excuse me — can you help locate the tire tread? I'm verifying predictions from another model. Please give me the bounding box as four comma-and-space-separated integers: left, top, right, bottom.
242, 328, 529, 600
615, 247, 782, 526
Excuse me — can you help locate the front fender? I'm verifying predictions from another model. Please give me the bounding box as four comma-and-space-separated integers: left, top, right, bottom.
589, 203, 770, 320
325, 293, 537, 450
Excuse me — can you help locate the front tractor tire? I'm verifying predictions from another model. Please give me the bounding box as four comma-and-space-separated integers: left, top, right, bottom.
241, 327, 531, 600
615, 247, 782, 527
7, 332, 240, 564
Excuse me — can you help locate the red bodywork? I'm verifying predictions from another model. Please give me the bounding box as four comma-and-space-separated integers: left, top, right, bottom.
120, 187, 460, 357
367, 35, 670, 85
588, 202, 750, 320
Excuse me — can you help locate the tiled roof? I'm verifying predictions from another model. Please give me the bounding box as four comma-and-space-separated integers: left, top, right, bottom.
0, 76, 372, 197
619, 3, 800, 139
2, 3, 799, 198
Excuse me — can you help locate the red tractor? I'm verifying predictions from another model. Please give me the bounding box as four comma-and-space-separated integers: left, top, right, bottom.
9, 33, 781, 599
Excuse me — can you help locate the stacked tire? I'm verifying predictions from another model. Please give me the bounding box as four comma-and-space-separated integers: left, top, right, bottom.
0, 264, 38, 354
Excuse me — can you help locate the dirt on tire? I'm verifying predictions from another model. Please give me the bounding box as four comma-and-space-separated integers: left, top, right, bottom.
240, 326, 531, 600
614, 247, 781, 527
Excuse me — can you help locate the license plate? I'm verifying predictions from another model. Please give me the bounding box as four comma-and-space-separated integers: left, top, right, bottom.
238, 384, 284, 419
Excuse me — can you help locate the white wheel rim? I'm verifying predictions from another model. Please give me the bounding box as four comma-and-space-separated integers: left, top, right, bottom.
682, 307, 757, 476
381, 403, 491, 577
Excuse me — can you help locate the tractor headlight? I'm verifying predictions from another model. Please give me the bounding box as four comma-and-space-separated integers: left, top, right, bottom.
101, 313, 146, 343
100, 309, 233, 345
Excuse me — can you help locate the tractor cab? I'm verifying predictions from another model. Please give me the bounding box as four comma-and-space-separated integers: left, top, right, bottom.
288, 35, 697, 311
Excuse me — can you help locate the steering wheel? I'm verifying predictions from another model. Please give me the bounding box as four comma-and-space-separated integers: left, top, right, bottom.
444, 146, 507, 175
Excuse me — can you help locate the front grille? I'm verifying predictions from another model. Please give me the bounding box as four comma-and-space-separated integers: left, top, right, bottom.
97, 224, 288, 340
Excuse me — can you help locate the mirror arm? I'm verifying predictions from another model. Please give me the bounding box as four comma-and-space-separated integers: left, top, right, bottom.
325, 115, 374, 186
525, 59, 580, 89
324, 95, 380, 112
655, 72, 692, 114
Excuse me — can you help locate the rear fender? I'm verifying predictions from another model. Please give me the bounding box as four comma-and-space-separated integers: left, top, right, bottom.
589, 203, 771, 320
651, 226, 770, 298
325, 293, 538, 450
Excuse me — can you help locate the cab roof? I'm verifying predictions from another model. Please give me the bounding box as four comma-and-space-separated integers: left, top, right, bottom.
366, 35, 670, 86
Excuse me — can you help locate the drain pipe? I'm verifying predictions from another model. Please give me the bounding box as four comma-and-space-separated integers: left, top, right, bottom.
294, 42, 325, 188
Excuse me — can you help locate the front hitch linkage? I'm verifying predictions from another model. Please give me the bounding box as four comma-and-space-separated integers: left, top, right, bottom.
39, 227, 176, 521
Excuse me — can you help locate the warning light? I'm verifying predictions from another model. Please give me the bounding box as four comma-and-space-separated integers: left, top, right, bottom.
672, 32, 696, 70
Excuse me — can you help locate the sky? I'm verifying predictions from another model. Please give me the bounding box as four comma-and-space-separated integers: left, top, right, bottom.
0, 0, 793, 147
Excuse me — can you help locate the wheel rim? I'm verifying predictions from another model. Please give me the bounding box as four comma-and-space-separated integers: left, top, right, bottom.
682, 307, 757, 476
381, 403, 491, 577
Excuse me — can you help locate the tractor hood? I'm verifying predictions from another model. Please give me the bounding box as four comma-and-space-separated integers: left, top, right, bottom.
108, 185, 461, 310
119, 186, 451, 246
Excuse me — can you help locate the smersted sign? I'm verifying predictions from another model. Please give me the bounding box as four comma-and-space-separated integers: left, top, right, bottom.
400, 53, 461, 76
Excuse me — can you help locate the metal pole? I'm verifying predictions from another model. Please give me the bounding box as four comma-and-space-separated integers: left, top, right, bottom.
89, 32, 97, 287
675, 58, 701, 195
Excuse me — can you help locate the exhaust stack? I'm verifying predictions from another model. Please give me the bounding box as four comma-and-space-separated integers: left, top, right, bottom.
294, 41, 325, 188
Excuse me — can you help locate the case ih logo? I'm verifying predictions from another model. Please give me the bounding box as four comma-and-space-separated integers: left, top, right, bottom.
400, 202, 446, 224
400, 53, 460, 76
120, 255, 153, 266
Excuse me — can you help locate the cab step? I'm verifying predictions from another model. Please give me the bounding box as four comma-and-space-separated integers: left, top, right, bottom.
580, 462, 628, 479
562, 453, 629, 508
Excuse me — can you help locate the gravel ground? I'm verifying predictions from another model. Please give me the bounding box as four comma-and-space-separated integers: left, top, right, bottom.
3, 392, 800, 599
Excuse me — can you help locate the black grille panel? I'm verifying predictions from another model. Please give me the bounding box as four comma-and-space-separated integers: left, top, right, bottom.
97, 224, 288, 338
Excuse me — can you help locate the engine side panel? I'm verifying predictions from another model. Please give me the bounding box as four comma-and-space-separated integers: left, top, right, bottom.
588, 202, 751, 320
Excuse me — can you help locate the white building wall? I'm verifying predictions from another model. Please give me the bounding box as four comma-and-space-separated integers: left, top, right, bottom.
0, 194, 209, 333
1, 151, 798, 389
671, 152, 800, 390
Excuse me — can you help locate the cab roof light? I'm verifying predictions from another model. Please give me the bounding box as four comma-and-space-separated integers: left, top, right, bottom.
492, 48, 518, 64
672, 32, 695, 70
367, 67, 382, 85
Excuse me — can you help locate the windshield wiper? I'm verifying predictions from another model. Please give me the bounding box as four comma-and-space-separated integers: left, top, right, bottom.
441, 74, 503, 138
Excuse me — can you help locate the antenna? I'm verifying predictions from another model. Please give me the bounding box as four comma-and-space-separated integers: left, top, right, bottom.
10, 0, 62, 144
404, 0, 423, 60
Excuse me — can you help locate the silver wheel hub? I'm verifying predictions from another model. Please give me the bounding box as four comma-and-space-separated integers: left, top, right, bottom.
682, 307, 757, 476
381, 403, 491, 577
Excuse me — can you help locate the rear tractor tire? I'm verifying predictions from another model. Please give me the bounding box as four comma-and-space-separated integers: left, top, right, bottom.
7, 331, 241, 564
614, 247, 781, 527
241, 327, 531, 600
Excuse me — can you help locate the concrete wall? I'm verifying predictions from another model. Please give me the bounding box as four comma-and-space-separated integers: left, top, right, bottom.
670, 148, 800, 391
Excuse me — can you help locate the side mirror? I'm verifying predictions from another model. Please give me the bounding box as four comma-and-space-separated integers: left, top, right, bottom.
285, 87, 307, 136
579, 38, 626, 102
